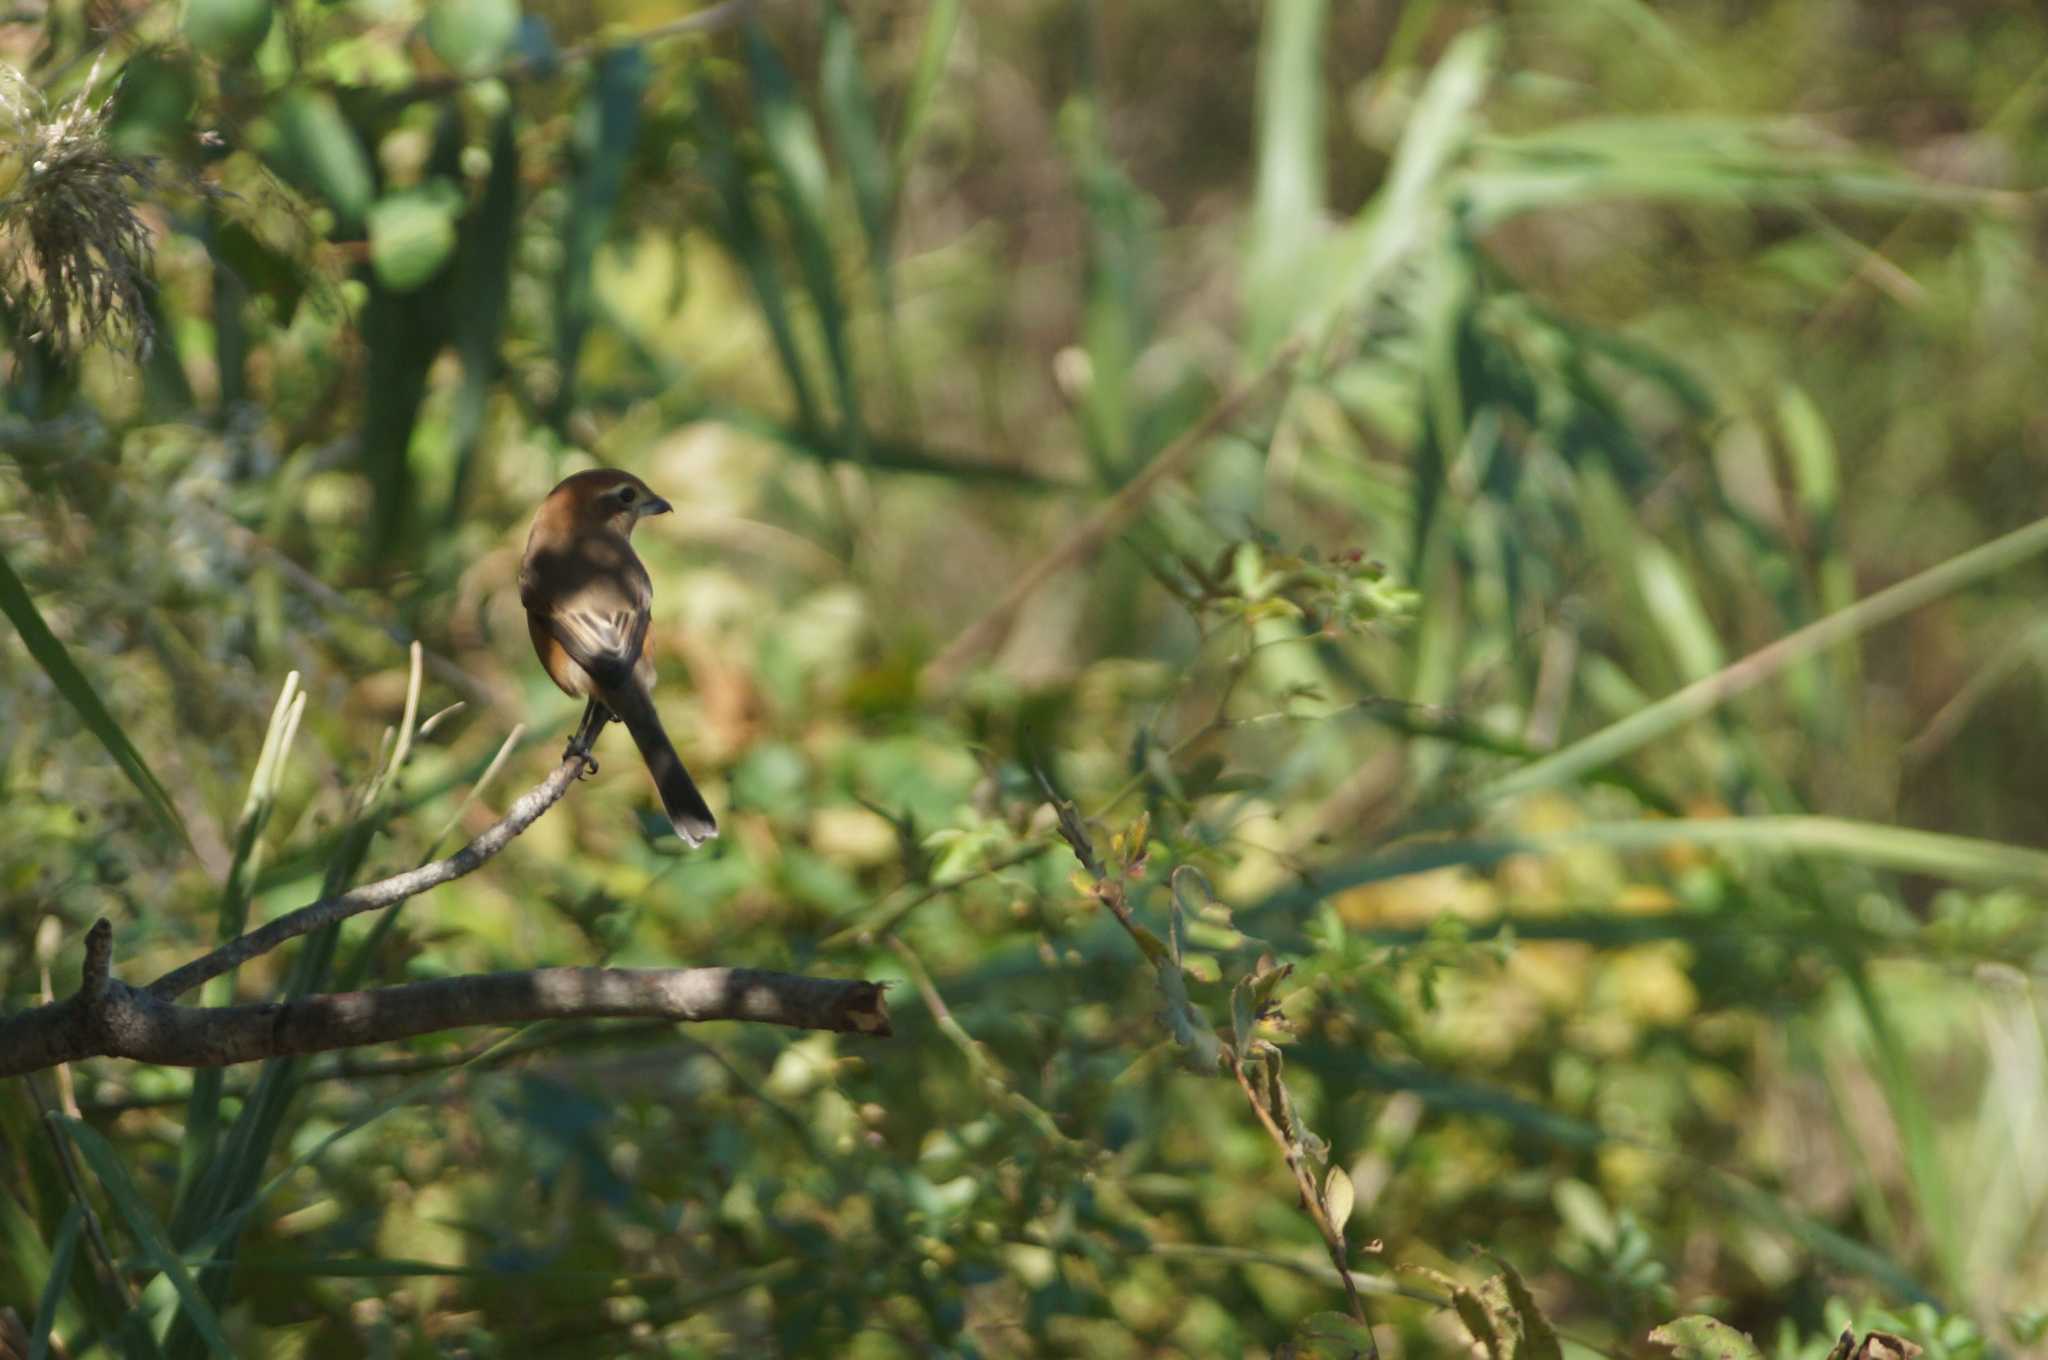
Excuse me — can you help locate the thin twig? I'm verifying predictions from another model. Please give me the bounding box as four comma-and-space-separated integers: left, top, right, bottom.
821, 843, 1055, 950
146, 753, 590, 1002
888, 937, 1077, 1151
1226, 1051, 1376, 1345
921, 342, 1304, 694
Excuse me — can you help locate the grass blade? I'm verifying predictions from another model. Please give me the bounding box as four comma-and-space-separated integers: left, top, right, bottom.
894, 0, 959, 179
1302, 24, 1497, 351
444, 108, 520, 520
179, 675, 305, 1210
1065, 88, 1155, 484
1484, 511, 2048, 802
0, 542, 187, 846
1247, 0, 1327, 359
745, 21, 865, 461
1464, 115, 1986, 227
1250, 815, 2048, 934
56, 1118, 233, 1359
820, 3, 916, 423
553, 43, 650, 427
27, 1205, 81, 1360
821, 5, 893, 289
695, 75, 824, 435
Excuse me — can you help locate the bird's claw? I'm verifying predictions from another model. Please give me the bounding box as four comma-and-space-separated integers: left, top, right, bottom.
563, 701, 611, 779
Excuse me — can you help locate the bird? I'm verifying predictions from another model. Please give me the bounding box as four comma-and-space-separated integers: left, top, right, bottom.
519, 467, 719, 846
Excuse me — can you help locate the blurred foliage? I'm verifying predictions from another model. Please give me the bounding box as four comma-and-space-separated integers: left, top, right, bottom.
2, 0, 2047, 1355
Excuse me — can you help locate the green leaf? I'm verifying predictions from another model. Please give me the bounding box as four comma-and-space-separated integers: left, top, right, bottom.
182, 0, 273, 64
820, 5, 894, 285
368, 182, 463, 292
1300, 24, 1497, 349
745, 21, 864, 460
0, 543, 187, 845
1485, 1254, 1562, 1360
423, 0, 521, 78
554, 43, 649, 424
1323, 1165, 1355, 1237
57, 1117, 235, 1359
444, 109, 520, 517
111, 51, 200, 155
1253, 815, 2048, 937
181, 673, 304, 1212
269, 91, 373, 232
693, 83, 823, 433
1290, 1310, 1378, 1359
1230, 973, 1257, 1055
28, 1206, 81, 1360
1464, 115, 1979, 227
1483, 511, 2048, 803
1401, 1265, 1505, 1360
894, 0, 959, 178
1636, 538, 1725, 681
1648, 1316, 1765, 1360
1247, 0, 1327, 359
1063, 93, 1156, 483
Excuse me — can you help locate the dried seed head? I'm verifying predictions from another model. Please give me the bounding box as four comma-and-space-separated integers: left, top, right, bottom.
0, 61, 172, 357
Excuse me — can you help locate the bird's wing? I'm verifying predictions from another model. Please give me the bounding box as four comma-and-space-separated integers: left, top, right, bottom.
543, 593, 650, 694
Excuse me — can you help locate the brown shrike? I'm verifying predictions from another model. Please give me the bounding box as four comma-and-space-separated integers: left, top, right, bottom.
519, 468, 718, 846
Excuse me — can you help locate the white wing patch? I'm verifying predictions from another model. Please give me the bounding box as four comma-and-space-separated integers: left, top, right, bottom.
553, 604, 646, 678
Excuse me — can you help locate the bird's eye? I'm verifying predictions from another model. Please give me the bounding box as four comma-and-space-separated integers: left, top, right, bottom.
618, 486, 637, 504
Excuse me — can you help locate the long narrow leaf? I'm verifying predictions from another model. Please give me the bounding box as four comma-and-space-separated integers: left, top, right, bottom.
1485, 511, 2048, 801
0, 542, 187, 845
27, 1205, 81, 1360
1301, 24, 1497, 350
1247, 0, 1328, 359
821, 5, 894, 287
553, 43, 649, 426
745, 22, 865, 460
695, 76, 825, 434
444, 108, 520, 520
1250, 815, 2048, 931
57, 1118, 234, 1359
893, 0, 959, 179
180, 675, 305, 1209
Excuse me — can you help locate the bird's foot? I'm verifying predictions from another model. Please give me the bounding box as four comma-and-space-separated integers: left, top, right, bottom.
564, 700, 611, 777
561, 735, 599, 777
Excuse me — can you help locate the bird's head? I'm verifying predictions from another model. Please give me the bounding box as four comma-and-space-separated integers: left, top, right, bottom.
544, 468, 673, 537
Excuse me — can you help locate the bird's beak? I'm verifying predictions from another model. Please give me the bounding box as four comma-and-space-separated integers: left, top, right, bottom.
640, 496, 674, 517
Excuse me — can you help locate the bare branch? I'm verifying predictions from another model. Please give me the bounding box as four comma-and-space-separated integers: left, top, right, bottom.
0, 734, 890, 1081
0, 961, 890, 1078
147, 753, 589, 1002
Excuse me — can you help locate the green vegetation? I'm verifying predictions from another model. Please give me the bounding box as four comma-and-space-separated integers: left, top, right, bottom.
2, 1, 2045, 1354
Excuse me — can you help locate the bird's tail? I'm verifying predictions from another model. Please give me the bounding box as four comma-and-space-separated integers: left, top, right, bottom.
605, 683, 719, 847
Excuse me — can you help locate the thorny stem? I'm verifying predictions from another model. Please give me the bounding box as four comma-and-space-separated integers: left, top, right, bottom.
1226, 1051, 1377, 1345
1042, 766, 1379, 1347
